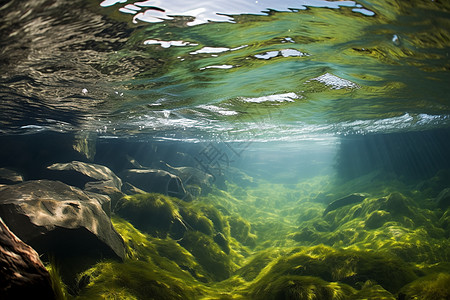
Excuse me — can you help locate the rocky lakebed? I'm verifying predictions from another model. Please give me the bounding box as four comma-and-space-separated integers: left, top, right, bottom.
0, 133, 449, 300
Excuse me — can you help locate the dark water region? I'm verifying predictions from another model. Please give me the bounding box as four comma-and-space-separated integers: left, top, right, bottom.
1, 0, 450, 299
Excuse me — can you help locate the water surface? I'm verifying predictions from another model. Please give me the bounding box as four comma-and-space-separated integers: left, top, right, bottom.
1, 0, 449, 141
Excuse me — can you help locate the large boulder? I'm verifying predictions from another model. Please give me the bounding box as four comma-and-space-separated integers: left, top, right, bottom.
119, 169, 191, 201
0, 218, 57, 299
46, 161, 122, 190
0, 180, 125, 286
46, 161, 124, 208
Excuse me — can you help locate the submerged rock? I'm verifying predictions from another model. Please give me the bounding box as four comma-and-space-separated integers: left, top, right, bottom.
0, 168, 24, 185
249, 245, 417, 294
398, 273, 450, 300
120, 168, 191, 201
121, 182, 147, 195
249, 275, 355, 300
350, 282, 395, 300
84, 179, 125, 212
0, 218, 57, 299
365, 210, 391, 229
160, 161, 213, 195
46, 160, 122, 190
0, 180, 125, 286
323, 193, 367, 216
114, 193, 187, 240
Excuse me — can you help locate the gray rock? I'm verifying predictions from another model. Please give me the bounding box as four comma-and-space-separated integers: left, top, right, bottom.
46, 161, 122, 190
0, 168, 24, 184
119, 169, 191, 201
0, 180, 125, 286
84, 180, 125, 214
121, 182, 147, 196
323, 193, 367, 216
0, 217, 57, 299
160, 161, 213, 195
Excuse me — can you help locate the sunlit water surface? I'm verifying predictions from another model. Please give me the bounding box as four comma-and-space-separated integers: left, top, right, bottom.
1, 0, 449, 142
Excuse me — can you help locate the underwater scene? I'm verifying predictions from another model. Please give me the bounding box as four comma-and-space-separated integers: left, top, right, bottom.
1, 0, 450, 299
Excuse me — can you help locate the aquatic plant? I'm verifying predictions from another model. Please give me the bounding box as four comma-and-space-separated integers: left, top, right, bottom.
179, 231, 235, 282
246, 245, 417, 294
349, 281, 395, 300
76, 260, 204, 300
114, 193, 182, 238
228, 215, 257, 247
248, 275, 355, 300
398, 273, 450, 300
45, 261, 68, 300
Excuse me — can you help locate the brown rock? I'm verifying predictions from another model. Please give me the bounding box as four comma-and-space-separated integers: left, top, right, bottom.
0, 218, 57, 299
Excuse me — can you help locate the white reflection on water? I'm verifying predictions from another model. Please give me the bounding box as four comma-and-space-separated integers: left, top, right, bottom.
308, 73, 360, 90
100, 0, 375, 26
241, 92, 300, 103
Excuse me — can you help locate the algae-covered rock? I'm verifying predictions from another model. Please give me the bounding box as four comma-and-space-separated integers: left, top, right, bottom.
214, 232, 231, 254
77, 260, 203, 300
199, 204, 227, 234
248, 245, 417, 293
382, 192, 413, 216
111, 216, 211, 283
178, 206, 214, 236
114, 193, 186, 239
249, 275, 355, 300
228, 215, 257, 247
290, 226, 320, 243
436, 188, 450, 209
119, 169, 191, 201
365, 210, 391, 229
398, 273, 450, 300
237, 250, 278, 282
323, 193, 367, 216
179, 231, 234, 282
349, 282, 395, 300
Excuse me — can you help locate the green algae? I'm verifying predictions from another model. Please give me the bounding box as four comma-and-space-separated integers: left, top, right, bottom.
179, 231, 234, 282
248, 275, 355, 300
398, 273, 450, 300
69, 166, 450, 299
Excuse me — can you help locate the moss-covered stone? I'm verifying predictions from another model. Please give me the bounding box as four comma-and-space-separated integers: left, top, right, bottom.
228, 215, 257, 247
114, 193, 183, 239
349, 282, 395, 300
178, 206, 214, 236
398, 273, 450, 300
179, 231, 234, 282
248, 245, 417, 293
76, 260, 205, 300
236, 250, 278, 281
365, 210, 391, 229
248, 275, 355, 300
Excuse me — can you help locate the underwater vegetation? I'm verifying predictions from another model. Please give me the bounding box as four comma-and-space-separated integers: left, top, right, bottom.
67, 166, 450, 299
